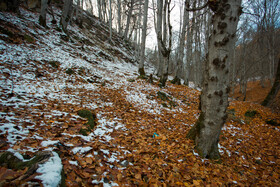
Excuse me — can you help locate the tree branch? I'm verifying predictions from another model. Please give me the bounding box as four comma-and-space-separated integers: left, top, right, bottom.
185, 1, 208, 12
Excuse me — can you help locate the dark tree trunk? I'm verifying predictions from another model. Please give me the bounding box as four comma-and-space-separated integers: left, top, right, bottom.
262, 58, 280, 106
60, 0, 73, 33
1, 0, 20, 12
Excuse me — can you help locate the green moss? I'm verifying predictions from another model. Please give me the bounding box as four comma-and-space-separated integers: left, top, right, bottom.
79, 129, 89, 136
49, 61, 60, 68
66, 68, 75, 75
78, 67, 86, 75
77, 109, 97, 136
24, 34, 35, 43
127, 79, 135, 82
227, 108, 235, 116
171, 76, 181, 85
157, 91, 170, 101
245, 110, 258, 118
187, 113, 204, 140
161, 103, 168, 108
0, 151, 52, 171
138, 68, 145, 77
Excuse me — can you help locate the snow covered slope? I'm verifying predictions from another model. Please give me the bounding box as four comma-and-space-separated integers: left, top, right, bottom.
0, 4, 199, 187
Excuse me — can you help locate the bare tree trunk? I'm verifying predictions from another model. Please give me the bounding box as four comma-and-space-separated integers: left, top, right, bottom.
262, 58, 280, 106
124, 0, 134, 40
117, 0, 122, 34
97, 0, 102, 20
172, 0, 189, 85
187, 0, 242, 159
139, 0, 149, 76
156, 0, 172, 87
184, 2, 191, 85
61, 0, 73, 33
109, 0, 112, 41
39, 0, 48, 27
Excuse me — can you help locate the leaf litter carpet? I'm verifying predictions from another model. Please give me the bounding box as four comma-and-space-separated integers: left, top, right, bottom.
0, 8, 280, 187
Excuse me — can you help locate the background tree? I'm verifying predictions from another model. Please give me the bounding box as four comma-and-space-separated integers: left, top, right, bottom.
39, 0, 48, 27
262, 58, 280, 106
155, 0, 172, 87
61, 0, 73, 33
138, 0, 149, 76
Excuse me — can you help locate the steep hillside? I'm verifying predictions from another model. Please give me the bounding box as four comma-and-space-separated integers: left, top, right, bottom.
0, 4, 280, 187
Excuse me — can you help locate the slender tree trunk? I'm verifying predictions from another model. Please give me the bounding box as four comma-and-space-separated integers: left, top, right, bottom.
39, 0, 48, 27
156, 0, 163, 77
262, 58, 280, 106
117, 0, 122, 34
139, 0, 149, 76
184, 2, 191, 85
97, 0, 102, 20
124, 0, 134, 40
187, 0, 242, 159
173, 0, 189, 85
109, 0, 112, 41
61, 0, 73, 33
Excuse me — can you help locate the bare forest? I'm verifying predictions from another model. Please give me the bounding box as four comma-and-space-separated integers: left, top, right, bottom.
0, 0, 279, 186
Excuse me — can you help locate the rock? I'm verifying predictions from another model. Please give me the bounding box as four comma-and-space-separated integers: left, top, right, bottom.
77, 109, 97, 135
120, 160, 129, 167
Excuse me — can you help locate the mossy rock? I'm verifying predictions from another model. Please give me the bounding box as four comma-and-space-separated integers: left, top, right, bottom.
78, 67, 86, 75
24, 34, 35, 43
66, 68, 75, 75
0, 151, 65, 185
0, 151, 51, 171
49, 60, 60, 68
169, 100, 177, 108
245, 110, 258, 118
127, 79, 135, 82
157, 91, 170, 101
77, 109, 97, 135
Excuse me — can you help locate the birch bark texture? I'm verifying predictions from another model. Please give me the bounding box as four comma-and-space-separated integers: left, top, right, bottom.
187, 0, 242, 159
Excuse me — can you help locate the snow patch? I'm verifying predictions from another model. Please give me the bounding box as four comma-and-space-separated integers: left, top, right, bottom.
36, 152, 62, 187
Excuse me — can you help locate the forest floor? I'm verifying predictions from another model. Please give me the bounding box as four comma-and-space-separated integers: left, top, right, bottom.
0, 6, 280, 187
231, 80, 280, 113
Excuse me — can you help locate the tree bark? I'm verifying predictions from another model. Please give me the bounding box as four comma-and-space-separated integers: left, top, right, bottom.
124, 0, 134, 40
173, 0, 189, 85
61, 0, 73, 33
117, 0, 122, 34
139, 0, 149, 76
187, 0, 242, 159
262, 58, 280, 106
39, 0, 48, 27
